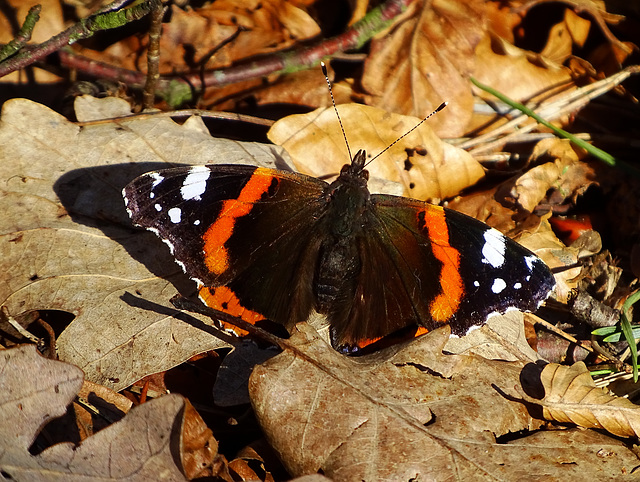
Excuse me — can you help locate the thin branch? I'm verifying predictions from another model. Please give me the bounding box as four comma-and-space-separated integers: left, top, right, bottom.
0, 0, 156, 78
0, 4, 41, 62
143, 0, 164, 108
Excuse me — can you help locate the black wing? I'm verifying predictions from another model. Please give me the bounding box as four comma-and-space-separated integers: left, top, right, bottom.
329, 195, 555, 345
123, 164, 330, 327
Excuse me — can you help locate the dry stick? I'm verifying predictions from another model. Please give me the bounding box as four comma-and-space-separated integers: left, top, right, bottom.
143, 0, 165, 109
0, 4, 41, 62
73, 109, 274, 127
533, 315, 626, 368
0, 0, 156, 78
59, 0, 411, 105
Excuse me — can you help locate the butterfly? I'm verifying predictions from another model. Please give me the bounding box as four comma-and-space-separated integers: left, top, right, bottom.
123, 147, 554, 350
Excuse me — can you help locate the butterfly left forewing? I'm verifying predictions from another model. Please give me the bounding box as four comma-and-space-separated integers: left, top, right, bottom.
124, 164, 330, 328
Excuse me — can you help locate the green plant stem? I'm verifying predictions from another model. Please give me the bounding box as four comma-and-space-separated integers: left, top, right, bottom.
469, 76, 640, 177
621, 290, 640, 382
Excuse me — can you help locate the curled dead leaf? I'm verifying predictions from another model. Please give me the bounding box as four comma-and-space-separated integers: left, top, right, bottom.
521, 361, 640, 438
268, 103, 485, 200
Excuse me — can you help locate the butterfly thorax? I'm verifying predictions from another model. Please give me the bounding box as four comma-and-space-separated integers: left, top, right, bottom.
314, 150, 371, 314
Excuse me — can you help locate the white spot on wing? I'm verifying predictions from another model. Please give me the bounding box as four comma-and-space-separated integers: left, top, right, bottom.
168, 207, 182, 223
473, 280, 480, 287
181, 166, 211, 201
154, 203, 162, 212
491, 278, 506, 294
514, 282, 522, 289
194, 219, 200, 225
150, 172, 164, 189
524, 255, 537, 272
481, 229, 506, 268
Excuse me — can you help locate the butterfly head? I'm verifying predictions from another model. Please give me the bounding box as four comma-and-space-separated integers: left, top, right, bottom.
339, 149, 369, 186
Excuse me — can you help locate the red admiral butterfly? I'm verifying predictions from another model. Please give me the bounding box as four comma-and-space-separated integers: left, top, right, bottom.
123, 70, 555, 350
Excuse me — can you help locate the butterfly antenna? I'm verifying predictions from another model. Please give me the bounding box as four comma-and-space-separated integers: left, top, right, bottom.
321, 61, 353, 162
365, 102, 448, 167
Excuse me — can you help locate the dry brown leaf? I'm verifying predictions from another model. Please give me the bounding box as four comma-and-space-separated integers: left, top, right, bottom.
362, 0, 487, 137
522, 362, 640, 438
267, 103, 485, 200
0, 97, 294, 391
199, 0, 321, 62
513, 139, 580, 212
540, 8, 592, 64
513, 137, 598, 212
72, 379, 133, 440
253, 68, 355, 108
472, 34, 573, 108
182, 399, 221, 479
0, 345, 195, 480
250, 323, 540, 479
250, 324, 640, 478
519, 0, 629, 56
473, 427, 640, 478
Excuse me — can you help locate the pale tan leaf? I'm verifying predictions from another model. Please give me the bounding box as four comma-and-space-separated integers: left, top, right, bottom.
444, 311, 542, 363
0, 345, 191, 480
0, 345, 83, 450
0, 97, 293, 391
523, 362, 640, 438
267, 103, 485, 200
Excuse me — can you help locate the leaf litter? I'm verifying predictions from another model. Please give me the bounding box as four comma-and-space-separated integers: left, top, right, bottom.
3, 0, 640, 479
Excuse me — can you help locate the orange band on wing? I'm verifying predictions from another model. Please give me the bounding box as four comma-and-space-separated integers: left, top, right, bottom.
420, 208, 464, 323
414, 326, 430, 337
199, 286, 265, 336
202, 169, 275, 275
